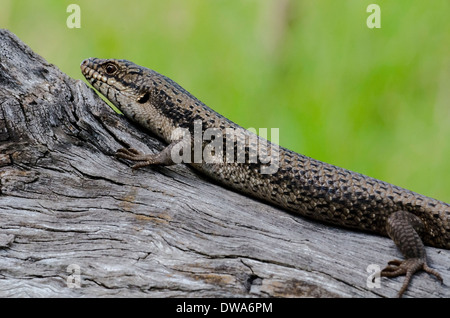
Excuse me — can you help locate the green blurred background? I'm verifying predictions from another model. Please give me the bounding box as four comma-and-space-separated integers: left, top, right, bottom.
1, 0, 449, 201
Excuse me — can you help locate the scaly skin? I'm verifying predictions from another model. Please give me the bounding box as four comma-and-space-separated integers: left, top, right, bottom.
81, 58, 449, 297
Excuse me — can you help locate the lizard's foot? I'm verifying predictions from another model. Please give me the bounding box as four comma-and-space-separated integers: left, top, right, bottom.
116, 148, 143, 160
116, 148, 152, 169
116, 146, 175, 169
380, 257, 443, 297
116, 147, 142, 159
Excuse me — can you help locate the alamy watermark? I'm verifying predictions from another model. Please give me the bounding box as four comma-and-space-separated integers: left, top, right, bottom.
366, 264, 381, 289
366, 4, 381, 29
66, 4, 381, 30
170, 120, 280, 175
66, 4, 81, 29
66, 264, 81, 288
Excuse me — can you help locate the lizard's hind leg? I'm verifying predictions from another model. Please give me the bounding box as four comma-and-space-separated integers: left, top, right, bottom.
380, 211, 443, 297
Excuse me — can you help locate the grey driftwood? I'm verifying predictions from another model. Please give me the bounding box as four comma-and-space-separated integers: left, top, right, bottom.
0, 29, 448, 297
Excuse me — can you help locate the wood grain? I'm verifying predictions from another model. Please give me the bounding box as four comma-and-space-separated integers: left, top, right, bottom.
0, 29, 448, 297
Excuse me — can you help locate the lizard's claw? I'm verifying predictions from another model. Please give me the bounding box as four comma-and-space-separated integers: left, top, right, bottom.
116, 147, 142, 158
115, 148, 152, 169
380, 258, 443, 297
115, 146, 175, 169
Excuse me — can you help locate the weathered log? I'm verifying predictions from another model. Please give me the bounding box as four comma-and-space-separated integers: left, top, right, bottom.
0, 29, 448, 297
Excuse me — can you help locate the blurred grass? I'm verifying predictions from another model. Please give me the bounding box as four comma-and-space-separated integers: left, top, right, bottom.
1, 0, 449, 201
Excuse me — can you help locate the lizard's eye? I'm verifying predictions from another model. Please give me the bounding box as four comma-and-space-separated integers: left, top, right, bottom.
105, 63, 118, 75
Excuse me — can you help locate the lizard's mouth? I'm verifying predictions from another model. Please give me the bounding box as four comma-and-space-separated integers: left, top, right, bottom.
80, 59, 108, 85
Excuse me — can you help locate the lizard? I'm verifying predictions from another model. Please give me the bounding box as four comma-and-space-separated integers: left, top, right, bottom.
80, 58, 449, 297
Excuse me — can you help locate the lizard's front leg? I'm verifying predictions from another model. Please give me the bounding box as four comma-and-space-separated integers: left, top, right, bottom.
380, 211, 443, 297
116, 141, 180, 169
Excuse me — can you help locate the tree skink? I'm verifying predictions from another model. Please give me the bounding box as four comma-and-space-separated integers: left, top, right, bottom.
80, 58, 449, 297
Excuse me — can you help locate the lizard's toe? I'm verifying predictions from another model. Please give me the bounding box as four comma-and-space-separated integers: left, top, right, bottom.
116, 147, 141, 156
116, 148, 144, 160
380, 258, 442, 297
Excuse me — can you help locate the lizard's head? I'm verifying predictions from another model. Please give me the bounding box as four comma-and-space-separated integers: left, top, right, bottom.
80, 58, 196, 141
80, 58, 156, 110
